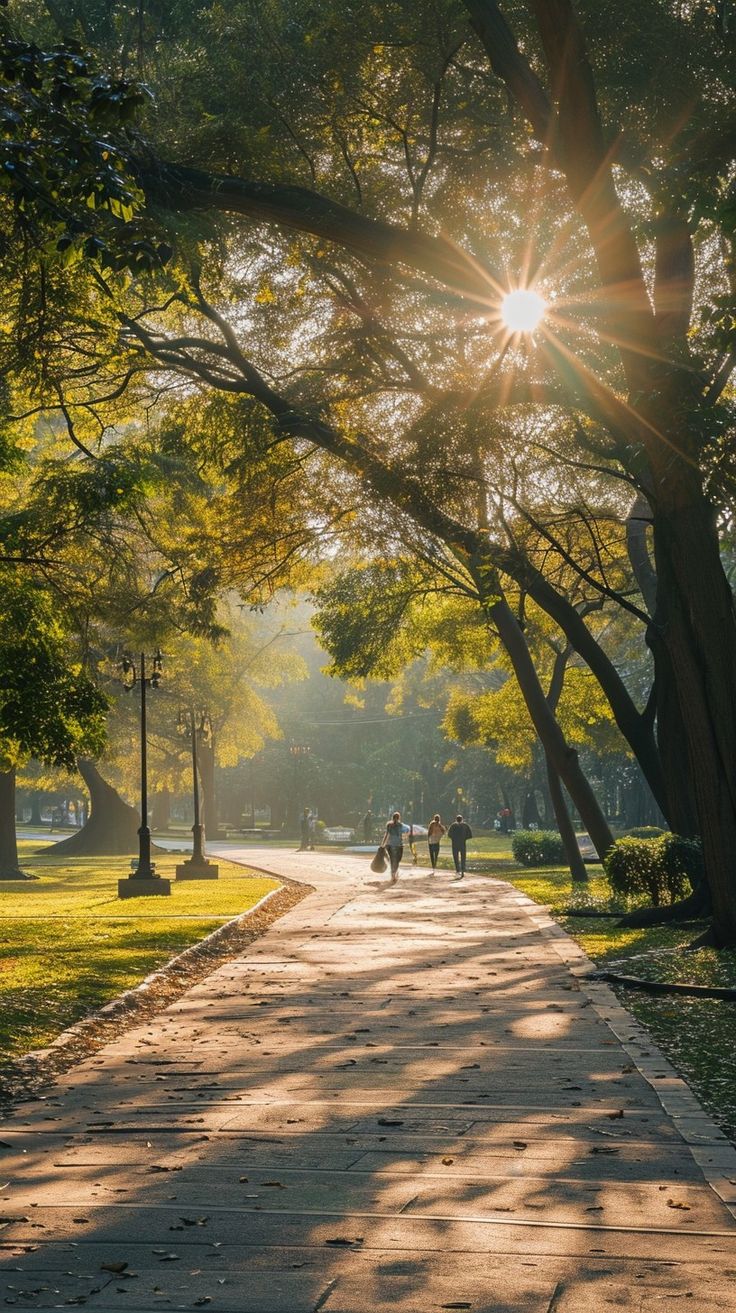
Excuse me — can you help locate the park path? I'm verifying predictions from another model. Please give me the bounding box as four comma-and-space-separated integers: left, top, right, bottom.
1, 849, 736, 1311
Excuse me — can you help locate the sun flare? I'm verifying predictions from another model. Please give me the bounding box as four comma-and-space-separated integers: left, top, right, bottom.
501, 288, 547, 333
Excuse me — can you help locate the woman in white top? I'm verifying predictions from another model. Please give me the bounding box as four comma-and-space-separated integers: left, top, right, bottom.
427, 814, 446, 872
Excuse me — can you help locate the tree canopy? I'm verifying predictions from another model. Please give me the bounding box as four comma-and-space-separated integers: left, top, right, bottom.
4, 0, 736, 938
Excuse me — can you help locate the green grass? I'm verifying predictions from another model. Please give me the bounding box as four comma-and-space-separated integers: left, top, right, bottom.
496, 864, 736, 1142
0, 844, 278, 1057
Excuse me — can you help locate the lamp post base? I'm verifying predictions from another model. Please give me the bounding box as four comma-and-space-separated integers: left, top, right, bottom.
175, 860, 219, 880
118, 876, 172, 898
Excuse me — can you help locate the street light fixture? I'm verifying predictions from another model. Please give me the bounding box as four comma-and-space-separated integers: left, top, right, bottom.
289, 743, 310, 835
175, 704, 219, 881
118, 650, 171, 898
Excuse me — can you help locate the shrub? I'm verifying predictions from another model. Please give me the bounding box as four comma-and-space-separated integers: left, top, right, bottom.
658, 834, 703, 901
603, 833, 701, 905
623, 826, 666, 840
512, 830, 566, 867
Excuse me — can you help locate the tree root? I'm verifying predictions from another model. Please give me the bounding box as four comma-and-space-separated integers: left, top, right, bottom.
587, 969, 736, 1000
564, 908, 622, 918
616, 883, 710, 928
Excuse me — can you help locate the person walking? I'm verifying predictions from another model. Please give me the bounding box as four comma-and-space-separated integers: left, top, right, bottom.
427, 814, 446, 871
362, 809, 373, 844
447, 814, 473, 880
298, 807, 310, 851
381, 811, 404, 885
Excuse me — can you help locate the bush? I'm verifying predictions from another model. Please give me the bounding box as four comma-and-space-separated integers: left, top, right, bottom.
623, 826, 666, 840
512, 830, 566, 867
658, 833, 703, 900
604, 833, 701, 905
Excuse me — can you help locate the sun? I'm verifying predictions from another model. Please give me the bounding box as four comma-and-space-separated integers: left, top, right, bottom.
501, 288, 547, 334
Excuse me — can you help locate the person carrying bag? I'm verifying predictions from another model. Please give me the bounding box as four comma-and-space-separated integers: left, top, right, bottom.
381, 811, 404, 885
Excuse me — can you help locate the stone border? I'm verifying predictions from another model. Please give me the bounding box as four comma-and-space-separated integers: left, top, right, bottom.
507, 890, 736, 1220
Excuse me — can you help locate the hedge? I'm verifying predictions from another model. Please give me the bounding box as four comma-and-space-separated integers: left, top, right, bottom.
512, 830, 566, 867
622, 826, 666, 840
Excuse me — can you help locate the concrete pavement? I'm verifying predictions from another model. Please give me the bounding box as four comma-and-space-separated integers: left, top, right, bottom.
1, 848, 735, 1311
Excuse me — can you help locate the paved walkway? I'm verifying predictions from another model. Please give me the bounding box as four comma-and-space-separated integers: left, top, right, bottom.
1, 850, 736, 1311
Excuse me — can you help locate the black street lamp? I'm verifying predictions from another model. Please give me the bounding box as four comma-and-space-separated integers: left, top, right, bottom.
175, 705, 219, 881
118, 650, 171, 898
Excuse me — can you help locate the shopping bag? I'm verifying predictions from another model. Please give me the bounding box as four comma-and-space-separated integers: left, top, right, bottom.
370, 846, 387, 873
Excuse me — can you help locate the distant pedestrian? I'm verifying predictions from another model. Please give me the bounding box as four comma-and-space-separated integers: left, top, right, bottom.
447, 814, 473, 880
363, 810, 373, 844
427, 814, 446, 871
308, 810, 316, 850
298, 807, 310, 851
381, 811, 404, 885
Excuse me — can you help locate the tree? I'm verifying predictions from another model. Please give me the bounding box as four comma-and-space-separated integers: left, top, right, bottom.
0, 569, 107, 876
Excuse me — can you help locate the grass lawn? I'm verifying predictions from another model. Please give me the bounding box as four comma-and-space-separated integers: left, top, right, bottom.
0, 841, 278, 1058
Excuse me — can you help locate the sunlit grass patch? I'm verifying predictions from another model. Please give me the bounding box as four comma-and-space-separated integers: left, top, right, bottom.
0, 849, 278, 1056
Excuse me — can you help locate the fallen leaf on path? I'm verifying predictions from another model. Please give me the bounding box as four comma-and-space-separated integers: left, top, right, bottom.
667, 1200, 691, 1210
325, 1237, 363, 1246
607, 1110, 624, 1120
441, 1158, 454, 1166
377, 1118, 403, 1127
513, 1142, 527, 1150
100, 1262, 127, 1274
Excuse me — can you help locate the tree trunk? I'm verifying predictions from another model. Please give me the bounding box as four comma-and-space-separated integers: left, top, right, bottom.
627, 495, 699, 838
648, 627, 699, 838
0, 769, 25, 878
653, 499, 736, 945
29, 792, 44, 826
48, 760, 141, 856
522, 789, 541, 828
488, 597, 614, 860
500, 548, 669, 817
198, 738, 221, 839
151, 788, 171, 832
545, 755, 589, 884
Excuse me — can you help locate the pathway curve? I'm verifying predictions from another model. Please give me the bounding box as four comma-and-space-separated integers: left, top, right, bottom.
1, 850, 735, 1311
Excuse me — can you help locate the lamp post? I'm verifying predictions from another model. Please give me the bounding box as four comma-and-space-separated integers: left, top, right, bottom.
118, 650, 171, 898
175, 705, 219, 880
290, 743, 310, 839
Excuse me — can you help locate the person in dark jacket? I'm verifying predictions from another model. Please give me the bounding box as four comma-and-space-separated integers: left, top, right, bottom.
447, 814, 472, 880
